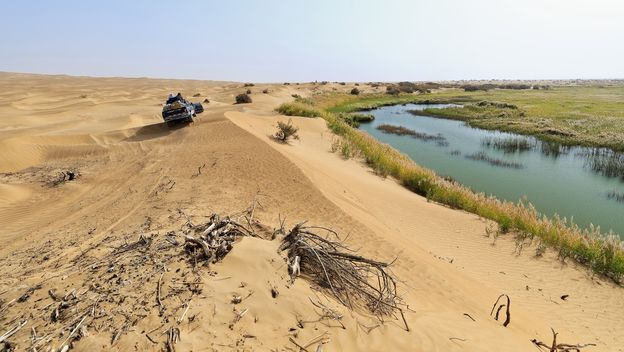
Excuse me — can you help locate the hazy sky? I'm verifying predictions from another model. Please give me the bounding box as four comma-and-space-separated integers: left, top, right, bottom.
1, 0, 622, 81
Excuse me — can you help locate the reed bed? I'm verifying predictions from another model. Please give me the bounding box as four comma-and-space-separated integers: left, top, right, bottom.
607, 191, 624, 203
540, 142, 570, 158
465, 151, 524, 169
481, 136, 535, 153
579, 149, 624, 179
376, 124, 446, 142
277, 99, 624, 282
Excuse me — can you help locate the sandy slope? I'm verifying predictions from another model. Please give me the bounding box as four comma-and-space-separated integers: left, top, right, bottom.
0, 73, 621, 351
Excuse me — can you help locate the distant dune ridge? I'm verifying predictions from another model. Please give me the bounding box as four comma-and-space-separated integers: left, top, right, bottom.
0, 73, 621, 351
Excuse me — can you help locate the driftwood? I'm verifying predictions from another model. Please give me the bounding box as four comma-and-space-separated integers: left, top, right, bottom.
531, 328, 596, 351
279, 223, 407, 330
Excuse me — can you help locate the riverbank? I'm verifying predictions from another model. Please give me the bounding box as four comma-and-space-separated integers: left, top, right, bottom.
360, 104, 624, 237
277, 91, 624, 282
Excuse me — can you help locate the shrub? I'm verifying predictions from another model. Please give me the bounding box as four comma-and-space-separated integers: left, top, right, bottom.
203, 98, 210, 103
246, 89, 252, 94
244, 83, 255, 87
386, 85, 401, 96
350, 87, 360, 95
235, 93, 252, 104
193, 93, 201, 97
292, 94, 302, 99
274, 119, 299, 142
339, 82, 346, 85
262, 89, 269, 94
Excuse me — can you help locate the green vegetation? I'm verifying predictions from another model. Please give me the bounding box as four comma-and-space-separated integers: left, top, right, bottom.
276, 101, 322, 118
273, 119, 299, 143
465, 151, 524, 169
481, 136, 535, 153
310, 85, 624, 151
235, 93, 252, 104
376, 124, 446, 142
579, 149, 624, 179
608, 191, 624, 203
276, 90, 624, 282
336, 112, 375, 128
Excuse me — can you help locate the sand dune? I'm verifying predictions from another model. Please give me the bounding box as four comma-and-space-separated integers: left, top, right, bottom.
0, 73, 621, 351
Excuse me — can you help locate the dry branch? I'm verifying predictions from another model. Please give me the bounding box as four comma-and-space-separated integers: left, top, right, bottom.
279, 223, 407, 330
0, 320, 27, 343
183, 214, 250, 264
490, 294, 511, 327
531, 328, 596, 351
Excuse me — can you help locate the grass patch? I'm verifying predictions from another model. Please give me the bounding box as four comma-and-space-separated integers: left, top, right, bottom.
276, 93, 624, 282
410, 103, 525, 121
276, 102, 322, 118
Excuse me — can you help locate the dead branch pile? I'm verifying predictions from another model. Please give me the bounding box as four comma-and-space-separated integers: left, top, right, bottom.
0, 210, 255, 351
531, 328, 596, 351
183, 214, 252, 264
46, 170, 79, 187
278, 223, 408, 330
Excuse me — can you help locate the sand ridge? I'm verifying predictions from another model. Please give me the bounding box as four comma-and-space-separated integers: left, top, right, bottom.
0, 73, 621, 351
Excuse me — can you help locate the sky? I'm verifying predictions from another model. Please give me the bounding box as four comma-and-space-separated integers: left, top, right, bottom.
0, 0, 623, 82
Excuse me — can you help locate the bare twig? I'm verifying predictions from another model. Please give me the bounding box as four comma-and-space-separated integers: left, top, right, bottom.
0, 320, 27, 343
157, 272, 165, 315
531, 328, 596, 351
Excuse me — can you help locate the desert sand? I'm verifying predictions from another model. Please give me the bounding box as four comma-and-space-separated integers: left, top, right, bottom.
0, 72, 622, 351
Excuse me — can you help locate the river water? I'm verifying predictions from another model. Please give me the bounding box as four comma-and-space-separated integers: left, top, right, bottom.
359, 104, 624, 236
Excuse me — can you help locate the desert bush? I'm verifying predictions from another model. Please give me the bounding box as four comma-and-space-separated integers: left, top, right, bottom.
246, 89, 252, 94
193, 93, 201, 97
386, 85, 401, 96
203, 98, 210, 103
235, 93, 252, 104
339, 82, 346, 85
274, 119, 299, 142
292, 94, 302, 99
350, 87, 360, 95
262, 89, 269, 94
244, 83, 255, 87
